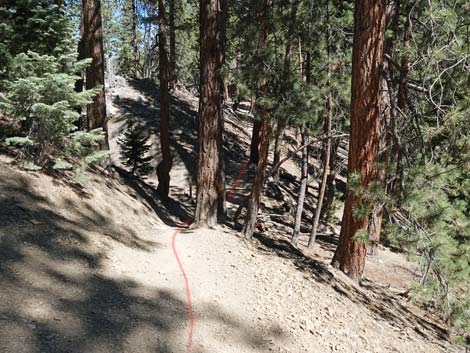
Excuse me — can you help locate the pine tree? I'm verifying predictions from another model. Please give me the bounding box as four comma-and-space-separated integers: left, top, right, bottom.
272, 0, 298, 183
156, 0, 173, 198
173, 0, 199, 86
292, 31, 313, 247
0, 1, 108, 171
99, 0, 140, 77
194, 0, 227, 227
309, 88, 332, 247
242, 0, 270, 240
81, 0, 109, 150
292, 124, 309, 245
0, 0, 72, 84
309, 0, 333, 246
331, 0, 386, 283
118, 124, 153, 176
380, 0, 470, 338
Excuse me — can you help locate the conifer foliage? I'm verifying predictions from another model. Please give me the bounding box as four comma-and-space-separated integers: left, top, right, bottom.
1, 0, 469, 344
0, 0, 72, 81
1, 52, 106, 169
118, 124, 153, 176
0, 0, 108, 171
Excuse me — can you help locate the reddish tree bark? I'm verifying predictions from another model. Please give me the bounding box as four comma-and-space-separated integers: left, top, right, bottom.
243, 0, 270, 240
368, 0, 405, 255
156, 0, 173, 198
331, 0, 386, 283
82, 0, 109, 150
194, 0, 227, 227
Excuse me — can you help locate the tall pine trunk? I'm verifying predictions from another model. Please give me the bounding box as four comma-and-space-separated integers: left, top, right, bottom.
169, 0, 177, 91
390, 8, 411, 194
368, 75, 389, 255
309, 0, 332, 247
272, 0, 297, 183
156, 0, 173, 198
331, 0, 386, 283
82, 0, 109, 150
271, 42, 291, 181
368, 1, 404, 255
291, 50, 311, 246
194, 0, 227, 227
309, 90, 332, 247
242, 0, 270, 240
320, 138, 340, 221
292, 124, 309, 246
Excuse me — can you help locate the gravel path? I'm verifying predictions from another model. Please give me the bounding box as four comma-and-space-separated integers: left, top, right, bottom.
0, 154, 460, 353
0, 76, 462, 353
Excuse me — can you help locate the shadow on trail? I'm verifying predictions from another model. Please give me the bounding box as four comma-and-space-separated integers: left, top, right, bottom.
108, 78, 450, 349
112, 78, 253, 215
0, 163, 276, 353
113, 78, 200, 179
114, 165, 191, 226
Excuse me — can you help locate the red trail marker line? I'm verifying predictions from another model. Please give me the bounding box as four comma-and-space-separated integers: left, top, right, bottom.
227, 161, 249, 203
171, 160, 248, 352
171, 219, 194, 352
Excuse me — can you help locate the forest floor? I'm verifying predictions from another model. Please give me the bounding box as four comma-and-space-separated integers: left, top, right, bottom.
0, 77, 463, 353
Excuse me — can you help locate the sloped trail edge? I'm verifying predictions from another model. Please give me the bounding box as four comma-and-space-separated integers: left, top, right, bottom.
171, 161, 249, 351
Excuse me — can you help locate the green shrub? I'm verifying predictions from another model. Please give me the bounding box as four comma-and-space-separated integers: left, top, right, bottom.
1, 51, 108, 171
118, 123, 153, 177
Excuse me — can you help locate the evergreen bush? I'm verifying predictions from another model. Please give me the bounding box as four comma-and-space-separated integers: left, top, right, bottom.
117, 123, 153, 177
0, 0, 109, 173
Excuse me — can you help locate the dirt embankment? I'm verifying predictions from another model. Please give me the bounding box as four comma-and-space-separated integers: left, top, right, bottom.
0, 77, 461, 353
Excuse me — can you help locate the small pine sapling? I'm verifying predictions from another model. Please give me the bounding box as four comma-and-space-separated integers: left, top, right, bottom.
118, 124, 153, 176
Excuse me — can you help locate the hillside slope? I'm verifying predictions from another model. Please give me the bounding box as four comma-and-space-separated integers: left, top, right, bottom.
0, 77, 461, 353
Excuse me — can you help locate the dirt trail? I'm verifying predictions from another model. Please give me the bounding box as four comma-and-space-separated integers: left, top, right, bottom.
0, 77, 462, 353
